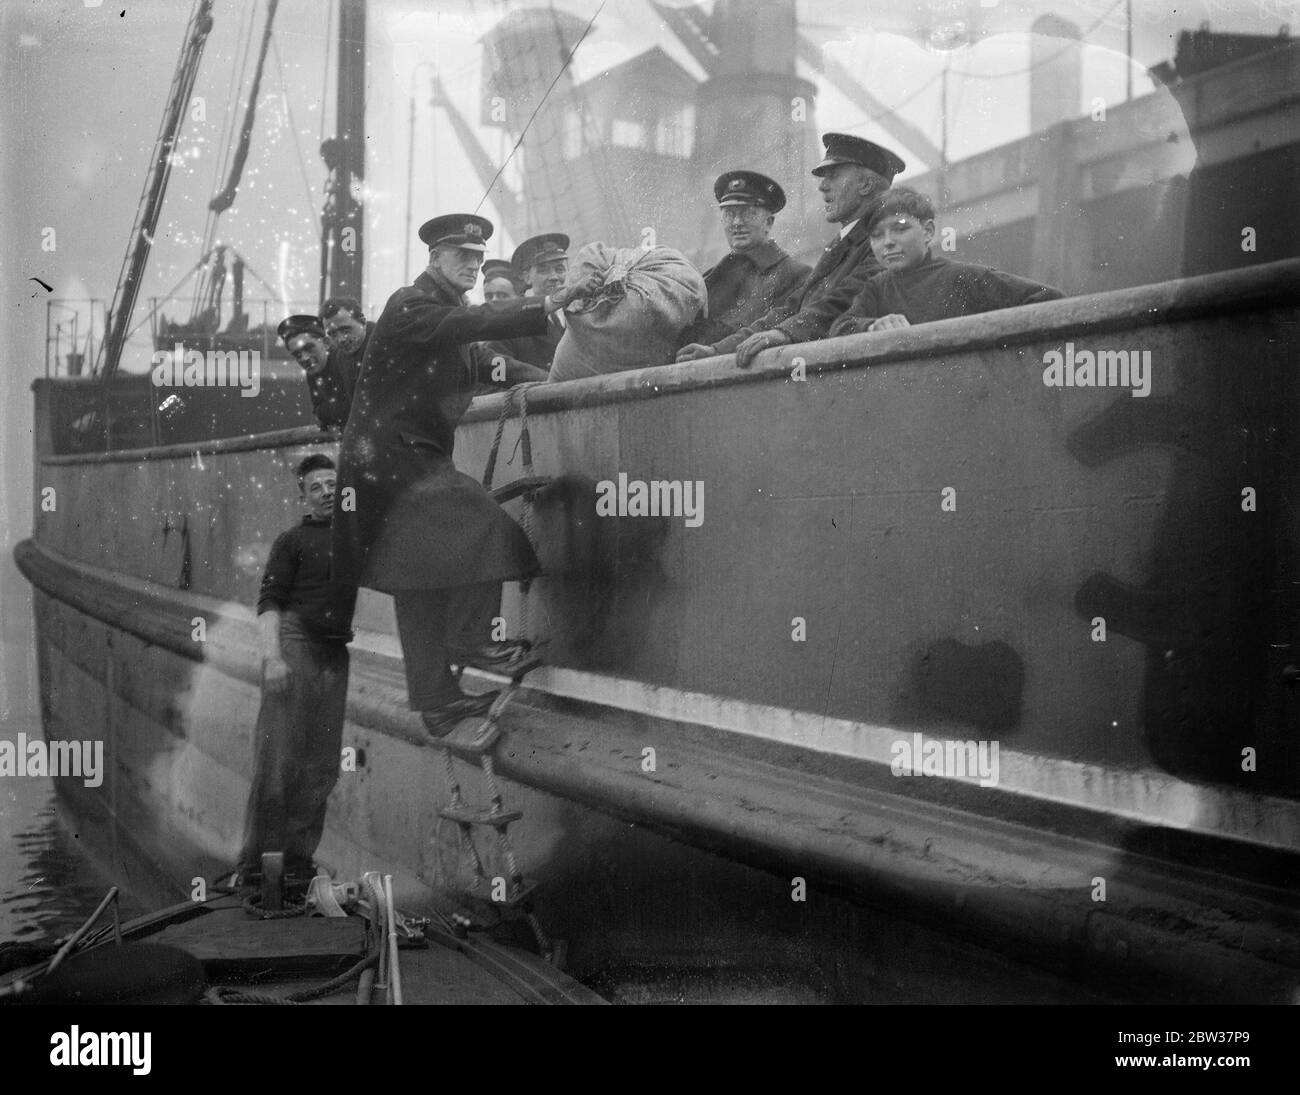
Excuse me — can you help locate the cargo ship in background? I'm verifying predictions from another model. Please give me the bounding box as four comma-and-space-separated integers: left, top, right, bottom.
12, 0, 1300, 1002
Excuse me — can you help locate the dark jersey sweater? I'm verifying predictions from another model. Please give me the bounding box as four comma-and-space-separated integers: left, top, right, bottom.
829, 253, 1063, 335
257, 515, 358, 642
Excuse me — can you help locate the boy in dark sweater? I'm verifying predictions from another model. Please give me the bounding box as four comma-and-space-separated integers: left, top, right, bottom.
234, 454, 358, 887
829, 188, 1062, 336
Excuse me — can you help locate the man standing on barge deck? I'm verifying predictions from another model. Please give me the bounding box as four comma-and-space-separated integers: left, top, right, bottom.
234, 454, 357, 888
331, 214, 599, 736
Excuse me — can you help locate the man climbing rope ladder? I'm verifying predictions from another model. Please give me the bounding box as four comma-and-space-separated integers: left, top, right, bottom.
331, 213, 599, 736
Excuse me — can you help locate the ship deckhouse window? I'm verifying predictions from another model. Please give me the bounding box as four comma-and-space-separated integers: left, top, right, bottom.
655, 105, 694, 158
563, 109, 603, 161
562, 111, 583, 160
611, 118, 646, 149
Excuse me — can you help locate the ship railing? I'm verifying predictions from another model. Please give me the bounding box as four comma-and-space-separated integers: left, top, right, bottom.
37, 297, 323, 454
146, 296, 319, 362
45, 299, 107, 379
44, 296, 320, 380
33, 260, 1300, 461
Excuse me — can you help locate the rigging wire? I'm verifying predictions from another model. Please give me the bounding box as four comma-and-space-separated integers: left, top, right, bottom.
125, 252, 213, 342
471, 0, 609, 218
545, 0, 635, 244
207, 2, 251, 206
209, 0, 282, 215
127, 247, 287, 343
945, 59, 967, 153
206, 9, 257, 233
824, 0, 1125, 145
835, 0, 1124, 147
821, 68, 944, 134
951, 0, 1127, 80
194, 1, 260, 321
319, 0, 334, 144
270, 33, 322, 225
224, 251, 287, 301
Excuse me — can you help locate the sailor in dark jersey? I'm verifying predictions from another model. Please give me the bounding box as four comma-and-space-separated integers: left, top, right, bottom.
320, 297, 373, 415
830, 188, 1064, 336
279, 314, 355, 431
235, 454, 357, 887
676, 170, 810, 350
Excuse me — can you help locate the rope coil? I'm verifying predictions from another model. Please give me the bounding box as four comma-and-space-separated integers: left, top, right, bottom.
204, 951, 379, 1005
241, 893, 307, 920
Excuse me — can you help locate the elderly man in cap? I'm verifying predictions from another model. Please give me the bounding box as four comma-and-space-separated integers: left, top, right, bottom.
676, 170, 810, 351
477, 233, 571, 380
279, 314, 353, 431
677, 133, 905, 369
332, 214, 599, 735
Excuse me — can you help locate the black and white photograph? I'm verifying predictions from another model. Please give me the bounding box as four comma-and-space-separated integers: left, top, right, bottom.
0, 0, 1296, 1056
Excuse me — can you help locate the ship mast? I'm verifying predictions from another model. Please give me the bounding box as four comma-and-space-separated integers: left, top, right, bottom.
320, 0, 366, 304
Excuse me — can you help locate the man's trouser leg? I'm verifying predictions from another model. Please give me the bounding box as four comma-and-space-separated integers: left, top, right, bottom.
447, 580, 501, 651
238, 621, 350, 875
393, 582, 500, 711
282, 626, 349, 871
237, 650, 309, 874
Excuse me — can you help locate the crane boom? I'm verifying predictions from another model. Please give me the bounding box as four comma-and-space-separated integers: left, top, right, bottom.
431, 73, 520, 228
98, 0, 216, 380
651, 0, 940, 169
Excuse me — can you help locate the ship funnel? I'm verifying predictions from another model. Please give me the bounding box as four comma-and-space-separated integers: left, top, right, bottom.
693, 0, 823, 260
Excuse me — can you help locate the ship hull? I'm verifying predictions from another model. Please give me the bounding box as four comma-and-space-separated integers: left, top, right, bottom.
18, 260, 1300, 1001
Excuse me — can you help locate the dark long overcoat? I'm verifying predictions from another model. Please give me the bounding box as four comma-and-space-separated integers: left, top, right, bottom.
331, 270, 549, 591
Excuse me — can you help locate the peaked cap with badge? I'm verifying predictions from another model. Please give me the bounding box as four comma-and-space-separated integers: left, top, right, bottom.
512, 233, 570, 273
418, 213, 493, 252
714, 170, 787, 213
811, 133, 906, 180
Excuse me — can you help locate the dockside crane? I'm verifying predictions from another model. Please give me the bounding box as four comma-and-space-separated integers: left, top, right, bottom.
648, 0, 942, 170
429, 72, 522, 231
